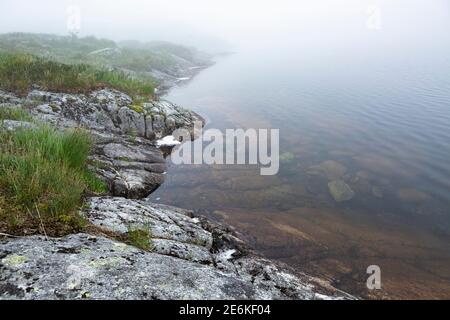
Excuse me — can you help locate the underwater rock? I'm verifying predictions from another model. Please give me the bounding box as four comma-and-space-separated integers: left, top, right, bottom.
372, 186, 383, 199
280, 152, 296, 164
397, 188, 430, 203
328, 180, 355, 202
308, 160, 347, 180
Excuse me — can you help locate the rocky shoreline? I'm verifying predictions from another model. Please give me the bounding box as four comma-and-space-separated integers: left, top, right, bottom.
0, 71, 354, 300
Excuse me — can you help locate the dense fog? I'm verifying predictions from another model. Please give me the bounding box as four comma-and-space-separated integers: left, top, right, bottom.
0, 0, 448, 52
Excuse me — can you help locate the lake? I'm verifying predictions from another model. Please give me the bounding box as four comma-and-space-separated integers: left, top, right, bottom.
149, 10, 450, 298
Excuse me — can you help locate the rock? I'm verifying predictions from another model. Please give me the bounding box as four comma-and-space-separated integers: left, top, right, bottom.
142, 100, 205, 139
117, 107, 146, 137
372, 186, 383, 198
0, 88, 355, 301
356, 170, 371, 180
280, 152, 296, 164
0, 120, 35, 131
308, 160, 347, 180
0, 90, 21, 104
2, 89, 203, 198
85, 197, 213, 248
92, 139, 167, 198
26, 89, 202, 140
156, 135, 181, 147
397, 188, 430, 203
328, 180, 355, 202
0, 199, 354, 300
229, 175, 282, 191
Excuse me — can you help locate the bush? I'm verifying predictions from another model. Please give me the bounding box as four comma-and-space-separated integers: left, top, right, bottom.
0, 125, 107, 236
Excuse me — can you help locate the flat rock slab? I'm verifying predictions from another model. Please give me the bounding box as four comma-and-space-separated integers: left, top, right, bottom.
0, 233, 352, 300
85, 197, 213, 250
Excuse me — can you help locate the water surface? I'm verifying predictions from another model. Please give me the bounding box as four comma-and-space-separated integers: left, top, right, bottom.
149, 8, 450, 298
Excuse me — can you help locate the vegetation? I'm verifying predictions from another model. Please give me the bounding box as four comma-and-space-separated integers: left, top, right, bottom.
0, 124, 107, 236
127, 225, 153, 251
0, 52, 155, 99
0, 105, 32, 121
0, 33, 210, 80
0, 32, 210, 238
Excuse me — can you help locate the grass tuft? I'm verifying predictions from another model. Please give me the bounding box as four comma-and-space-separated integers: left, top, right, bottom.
127, 225, 153, 251
0, 105, 32, 121
0, 125, 107, 236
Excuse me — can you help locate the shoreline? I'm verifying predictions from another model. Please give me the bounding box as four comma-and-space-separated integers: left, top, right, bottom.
0, 62, 354, 299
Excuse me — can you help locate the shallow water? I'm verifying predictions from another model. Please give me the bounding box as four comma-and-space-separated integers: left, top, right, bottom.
149, 8, 450, 298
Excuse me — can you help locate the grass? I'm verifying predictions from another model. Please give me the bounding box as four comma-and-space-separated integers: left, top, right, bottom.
0, 124, 107, 236
0, 52, 155, 100
0, 33, 210, 85
0, 105, 32, 121
127, 224, 153, 251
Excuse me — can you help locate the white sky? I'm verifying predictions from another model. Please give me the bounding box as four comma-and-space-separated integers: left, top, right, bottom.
0, 0, 448, 51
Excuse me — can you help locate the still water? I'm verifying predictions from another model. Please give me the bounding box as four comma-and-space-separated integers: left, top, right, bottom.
149, 13, 450, 298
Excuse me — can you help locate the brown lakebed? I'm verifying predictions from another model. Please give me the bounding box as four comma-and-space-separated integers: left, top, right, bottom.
150, 160, 450, 299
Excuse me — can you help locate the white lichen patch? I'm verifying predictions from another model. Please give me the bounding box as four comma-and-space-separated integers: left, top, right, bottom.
88, 257, 125, 268
112, 242, 130, 252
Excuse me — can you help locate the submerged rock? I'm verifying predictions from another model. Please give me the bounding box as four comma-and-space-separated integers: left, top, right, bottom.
372, 186, 383, 199
328, 180, 355, 202
397, 188, 430, 203
308, 160, 347, 180
280, 152, 296, 164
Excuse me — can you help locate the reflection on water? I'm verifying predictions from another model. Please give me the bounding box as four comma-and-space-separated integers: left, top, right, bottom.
149, 31, 450, 298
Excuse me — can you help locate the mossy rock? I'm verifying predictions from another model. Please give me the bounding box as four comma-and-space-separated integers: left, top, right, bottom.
328, 180, 355, 202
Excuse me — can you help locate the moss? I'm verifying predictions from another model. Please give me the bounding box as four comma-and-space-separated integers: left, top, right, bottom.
117, 156, 132, 162
193, 237, 208, 247
129, 104, 145, 114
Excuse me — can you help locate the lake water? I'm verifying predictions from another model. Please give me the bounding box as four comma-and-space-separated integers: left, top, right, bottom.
149, 8, 450, 298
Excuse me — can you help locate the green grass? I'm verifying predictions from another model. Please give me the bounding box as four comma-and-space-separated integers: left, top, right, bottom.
0, 125, 107, 236
0, 52, 155, 99
0, 33, 210, 83
0, 105, 32, 121
127, 225, 153, 251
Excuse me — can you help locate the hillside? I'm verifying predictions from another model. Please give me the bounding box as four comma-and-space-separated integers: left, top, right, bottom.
0, 33, 213, 92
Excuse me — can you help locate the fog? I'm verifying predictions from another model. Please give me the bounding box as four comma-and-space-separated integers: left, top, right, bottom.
0, 0, 448, 52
